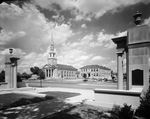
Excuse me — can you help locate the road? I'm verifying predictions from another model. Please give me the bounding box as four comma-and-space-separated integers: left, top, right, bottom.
25, 79, 119, 90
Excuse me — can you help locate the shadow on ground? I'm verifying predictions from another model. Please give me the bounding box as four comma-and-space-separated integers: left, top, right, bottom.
0, 97, 73, 119
43, 106, 82, 119
0, 91, 82, 119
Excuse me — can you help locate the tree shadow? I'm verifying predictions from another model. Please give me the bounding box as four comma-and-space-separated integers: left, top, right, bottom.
43, 105, 82, 119
0, 98, 76, 119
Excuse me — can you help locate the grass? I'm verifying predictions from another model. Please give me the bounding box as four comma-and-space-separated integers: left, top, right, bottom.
0, 91, 80, 110
0, 93, 36, 109
0, 93, 54, 110
43, 104, 109, 119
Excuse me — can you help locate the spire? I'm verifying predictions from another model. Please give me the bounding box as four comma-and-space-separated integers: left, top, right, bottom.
50, 30, 54, 52
50, 30, 54, 45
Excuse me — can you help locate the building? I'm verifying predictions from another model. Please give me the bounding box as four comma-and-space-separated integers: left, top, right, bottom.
43, 33, 77, 79
79, 65, 111, 80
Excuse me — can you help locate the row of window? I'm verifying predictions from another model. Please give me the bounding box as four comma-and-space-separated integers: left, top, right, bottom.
81, 73, 111, 77
81, 68, 110, 73
60, 70, 75, 77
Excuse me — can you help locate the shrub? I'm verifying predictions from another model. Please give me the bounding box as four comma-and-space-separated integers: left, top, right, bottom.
17, 75, 22, 82
108, 104, 134, 119
135, 87, 150, 119
118, 104, 134, 119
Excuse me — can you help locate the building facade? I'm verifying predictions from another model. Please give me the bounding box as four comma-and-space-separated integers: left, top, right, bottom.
43, 33, 77, 79
79, 65, 111, 80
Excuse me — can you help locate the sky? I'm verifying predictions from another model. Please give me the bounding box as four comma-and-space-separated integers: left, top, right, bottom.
0, 0, 150, 73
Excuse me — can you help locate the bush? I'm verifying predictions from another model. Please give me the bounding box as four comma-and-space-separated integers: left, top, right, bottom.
108, 104, 134, 119
119, 104, 134, 119
17, 75, 22, 82
135, 87, 150, 119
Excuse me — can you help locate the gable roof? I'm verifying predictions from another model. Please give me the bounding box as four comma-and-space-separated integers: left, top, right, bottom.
43, 64, 77, 71
80, 65, 111, 70
57, 64, 77, 71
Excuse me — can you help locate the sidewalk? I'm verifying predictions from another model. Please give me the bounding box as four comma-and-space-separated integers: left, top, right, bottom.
0, 87, 94, 119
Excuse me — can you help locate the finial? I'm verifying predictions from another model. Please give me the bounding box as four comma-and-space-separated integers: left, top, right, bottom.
133, 11, 142, 25
9, 48, 13, 54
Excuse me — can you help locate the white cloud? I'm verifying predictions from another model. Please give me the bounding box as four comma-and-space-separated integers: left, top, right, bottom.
57, 44, 93, 68
97, 31, 116, 49
53, 24, 73, 45
91, 56, 106, 61
96, 30, 127, 49
0, 2, 73, 52
81, 24, 86, 28
144, 17, 150, 27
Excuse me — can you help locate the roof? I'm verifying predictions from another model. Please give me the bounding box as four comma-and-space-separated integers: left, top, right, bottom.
57, 64, 77, 71
80, 65, 111, 70
43, 64, 77, 71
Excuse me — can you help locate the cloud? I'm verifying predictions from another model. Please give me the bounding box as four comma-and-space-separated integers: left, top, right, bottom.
91, 56, 106, 61
33, 0, 76, 11
57, 48, 93, 68
144, 16, 150, 27
95, 30, 127, 49
33, 0, 150, 20
0, 2, 73, 53
81, 24, 86, 28
53, 24, 73, 45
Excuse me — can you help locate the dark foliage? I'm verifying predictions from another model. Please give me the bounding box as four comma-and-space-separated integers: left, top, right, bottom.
17, 75, 22, 82
21, 72, 31, 79
108, 105, 121, 119
1, 96, 54, 110
118, 104, 134, 119
135, 87, 150, 119
108, 104, 134, 119
30, 66, 45, 79
39, 69, 45, 79
30, 66, 40, 75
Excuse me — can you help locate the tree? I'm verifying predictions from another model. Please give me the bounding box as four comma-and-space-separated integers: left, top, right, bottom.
30, 66, 40, 75
38, 69, 45, 87
22, 72, 31, 79
0, 70, 5, 82
38, 69, 45, 80
135, 87, 150, 118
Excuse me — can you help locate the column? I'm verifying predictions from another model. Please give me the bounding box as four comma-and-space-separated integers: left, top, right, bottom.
49, 69, 51, 77
48, 69, 49, 77
51, 69, 53, 77
13, 65, 17, 88
45, 69, 47, 78
117, 52, 124, 90
126, 50, 130, 90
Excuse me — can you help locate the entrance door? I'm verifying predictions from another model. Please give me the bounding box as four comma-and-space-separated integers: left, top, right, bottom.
132, 69, 143, 85
83, 73, 87, 78
88, 73, 90, 78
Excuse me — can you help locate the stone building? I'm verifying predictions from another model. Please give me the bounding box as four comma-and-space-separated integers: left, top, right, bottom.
43, 34, 77, 79
79, 65, 111, 80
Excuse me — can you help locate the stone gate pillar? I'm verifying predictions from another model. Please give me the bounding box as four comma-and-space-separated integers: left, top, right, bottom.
127, 11, 150, 91
5, 49, 20, 88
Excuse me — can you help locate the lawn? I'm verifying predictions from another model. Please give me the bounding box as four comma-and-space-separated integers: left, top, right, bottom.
43, 104, 109, 119
0, 93, 36, 109
0, 91, 80, 110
